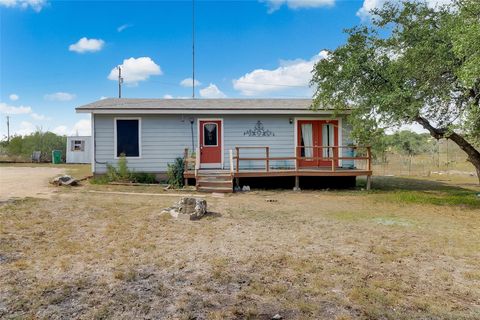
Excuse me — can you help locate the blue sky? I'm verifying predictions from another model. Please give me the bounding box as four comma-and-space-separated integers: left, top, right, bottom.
0, 0, 387, 138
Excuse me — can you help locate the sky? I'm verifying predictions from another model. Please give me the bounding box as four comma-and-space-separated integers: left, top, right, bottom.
0, 0, 446, 138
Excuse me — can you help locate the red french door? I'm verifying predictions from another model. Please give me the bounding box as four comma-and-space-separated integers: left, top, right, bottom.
199, 120, 222, 167
297, 120, 339, 167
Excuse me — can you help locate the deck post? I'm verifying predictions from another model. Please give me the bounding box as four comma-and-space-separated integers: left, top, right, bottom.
266, 147, 270, 172
236, 147, 240, 174
366, 175, 372, 190
293, 176, 301, 191
184, 178, 189, 187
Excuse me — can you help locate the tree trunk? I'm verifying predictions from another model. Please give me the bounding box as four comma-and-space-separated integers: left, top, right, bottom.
415, 116, 480, 184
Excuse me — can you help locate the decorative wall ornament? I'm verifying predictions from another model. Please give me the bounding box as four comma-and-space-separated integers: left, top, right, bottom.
243, 121, 275, 137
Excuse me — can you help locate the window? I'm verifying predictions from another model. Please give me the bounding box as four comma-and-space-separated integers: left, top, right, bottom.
116, 119, 140, 157
203, 123, 218, 146
71, 140, 84, 152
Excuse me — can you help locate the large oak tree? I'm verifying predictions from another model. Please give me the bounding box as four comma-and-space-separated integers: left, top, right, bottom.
311, 0, 480, 182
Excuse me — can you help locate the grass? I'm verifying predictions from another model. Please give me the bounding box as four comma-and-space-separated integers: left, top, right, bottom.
0, 171, 480, 318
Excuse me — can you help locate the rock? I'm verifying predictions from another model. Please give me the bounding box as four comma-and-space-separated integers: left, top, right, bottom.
242, 185, 250, 192
164, 197, 207, 220
272, 314, 282, 320
51, 175, 78, 186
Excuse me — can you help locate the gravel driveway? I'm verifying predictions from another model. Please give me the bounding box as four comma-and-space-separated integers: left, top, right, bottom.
0, 166, 65, 201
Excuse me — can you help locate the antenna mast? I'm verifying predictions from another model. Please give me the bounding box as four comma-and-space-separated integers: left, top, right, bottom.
118, 66, 123, 98
192, 0, 195, 99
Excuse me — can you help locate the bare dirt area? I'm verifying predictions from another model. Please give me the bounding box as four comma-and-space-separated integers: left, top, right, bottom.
0, 177, 479, 319
0, 166, 66, 201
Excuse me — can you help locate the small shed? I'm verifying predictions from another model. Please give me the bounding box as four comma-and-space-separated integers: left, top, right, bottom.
66, 136, 91, 164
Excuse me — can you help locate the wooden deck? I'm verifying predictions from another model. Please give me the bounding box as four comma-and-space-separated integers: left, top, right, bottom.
183, 145, 373, 191
184, 167, 372, 179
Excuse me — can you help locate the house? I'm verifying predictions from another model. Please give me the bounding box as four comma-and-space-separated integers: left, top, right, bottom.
76, 98, 372, 192
66, 135, 91, 164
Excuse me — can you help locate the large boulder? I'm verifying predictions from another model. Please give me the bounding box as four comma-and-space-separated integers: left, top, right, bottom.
163, 197, 207, 220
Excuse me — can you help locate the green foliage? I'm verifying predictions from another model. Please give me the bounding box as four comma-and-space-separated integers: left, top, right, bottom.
117, 154, 130, 180
130, 172, 157, 184
311, 0, 479, 162
4, 130, 66, 162
167, 157, 185, 188
385, 131, 433, 156
92, 155, 157, 184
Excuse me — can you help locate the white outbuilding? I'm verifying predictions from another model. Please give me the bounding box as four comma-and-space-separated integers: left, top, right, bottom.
66, 136, 91, 164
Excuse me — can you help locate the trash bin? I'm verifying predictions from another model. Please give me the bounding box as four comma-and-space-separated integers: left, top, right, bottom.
52, 150, 62, 164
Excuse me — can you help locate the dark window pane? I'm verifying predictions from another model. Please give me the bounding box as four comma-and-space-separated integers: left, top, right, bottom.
117, 120, 139, 157
203, 123, 217, 146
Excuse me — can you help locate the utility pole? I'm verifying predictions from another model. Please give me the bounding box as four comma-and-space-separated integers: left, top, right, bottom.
192, 0, 195, 99
118, 66, 123, 98
6, 116, 10, 143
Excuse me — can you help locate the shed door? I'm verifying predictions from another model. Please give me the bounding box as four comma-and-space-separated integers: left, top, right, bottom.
199, 120, 222, 168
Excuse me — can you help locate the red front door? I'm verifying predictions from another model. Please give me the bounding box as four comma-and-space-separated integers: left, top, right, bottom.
297, 120, 338, 167
199, 120, 222, 167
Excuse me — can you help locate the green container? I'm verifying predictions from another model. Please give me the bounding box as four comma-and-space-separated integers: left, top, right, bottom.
52, 150, 62, 164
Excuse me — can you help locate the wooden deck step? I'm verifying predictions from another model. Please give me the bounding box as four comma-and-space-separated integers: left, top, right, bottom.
196, 171, 233, 193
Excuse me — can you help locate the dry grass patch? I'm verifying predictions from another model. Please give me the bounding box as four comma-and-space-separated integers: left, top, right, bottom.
1, 177, 479, 319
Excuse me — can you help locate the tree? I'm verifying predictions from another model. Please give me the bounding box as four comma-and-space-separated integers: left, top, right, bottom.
311, 0, 480, 182
6, 130, 66, 162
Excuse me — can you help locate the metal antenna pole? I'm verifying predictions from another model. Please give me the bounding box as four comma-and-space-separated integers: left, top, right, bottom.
118, 66, 123, 98
192, 0, 195, 99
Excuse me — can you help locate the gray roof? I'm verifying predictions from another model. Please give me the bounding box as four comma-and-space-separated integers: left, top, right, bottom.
76, 98, 340, 115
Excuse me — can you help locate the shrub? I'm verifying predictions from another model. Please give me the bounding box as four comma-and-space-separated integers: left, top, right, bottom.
93, 155, 157, 184
167, 157, 185, 188
130, 172, 157, 184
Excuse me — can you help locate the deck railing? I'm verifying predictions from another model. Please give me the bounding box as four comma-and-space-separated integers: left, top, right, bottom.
184, 145, 372, 174
233, 145, 371, 173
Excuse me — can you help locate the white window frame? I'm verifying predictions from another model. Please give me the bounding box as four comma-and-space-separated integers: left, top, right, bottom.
114, 117, 142, 159
71, 139, 85, 152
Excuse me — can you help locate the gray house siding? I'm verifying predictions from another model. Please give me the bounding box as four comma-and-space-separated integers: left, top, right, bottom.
93, 114, 352, 173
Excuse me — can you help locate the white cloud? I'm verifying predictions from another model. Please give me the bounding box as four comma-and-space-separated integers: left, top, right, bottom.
117, 24, 132, 32
264, 0, 334, 13
199, 84, 227, 99
72, 119, 91, 135
0, 0, 47, 12
53, 118, 91, 136
68, 37, 105, 53
108, 57, 162, 85
180, 78, 201, 87
232, 50, 328, 97
16, 121, 36, 136
0, 102, 32, 114
31, 112, 50, 121
0, 102, 49, 121
9, 94, 19, 101
52, 125, 68, 136
163, 94, 173, 99
357, 0, 454, 19
44, 92, 76, 101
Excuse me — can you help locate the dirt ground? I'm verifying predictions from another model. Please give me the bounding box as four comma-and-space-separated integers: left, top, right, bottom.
0, 166, 66, 202
0, 167, 479, 319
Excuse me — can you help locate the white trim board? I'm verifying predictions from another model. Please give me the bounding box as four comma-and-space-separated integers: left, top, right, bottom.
79, 109, 350, 115
113, 117, 142, 159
